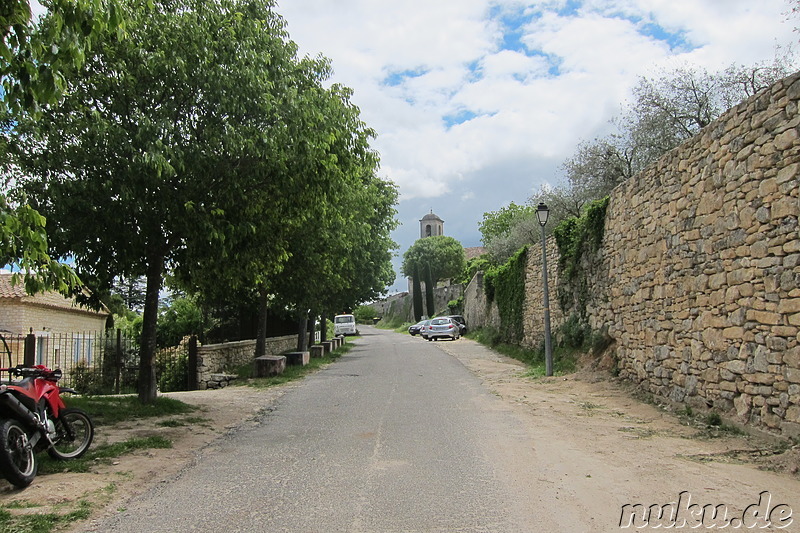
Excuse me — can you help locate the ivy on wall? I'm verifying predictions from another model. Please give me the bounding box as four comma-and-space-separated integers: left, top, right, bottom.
484, 246, 528, 344
552, 196, 609, 317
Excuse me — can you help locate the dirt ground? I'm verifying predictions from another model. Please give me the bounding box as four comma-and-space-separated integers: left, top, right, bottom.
0, 338, 798, 531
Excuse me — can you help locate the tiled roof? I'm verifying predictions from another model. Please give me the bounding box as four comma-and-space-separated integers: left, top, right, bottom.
0, 274, 29, 299
464, 246, 487, 260
0, 273, 109, 316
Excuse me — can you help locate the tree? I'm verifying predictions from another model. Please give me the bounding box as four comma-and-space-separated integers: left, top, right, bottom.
411, 263, 423, 322
1, 0, 121, 296
401, 236, 465, 286
11, 0, 327, 402
478, 202, 534, 247
423, 262, 435, 317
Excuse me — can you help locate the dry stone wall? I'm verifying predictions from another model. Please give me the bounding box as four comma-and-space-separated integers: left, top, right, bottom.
196, 335, 296, 389
532, 71, 800, 437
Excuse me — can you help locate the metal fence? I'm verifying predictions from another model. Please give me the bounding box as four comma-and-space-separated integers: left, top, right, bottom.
0, 330, 190, 395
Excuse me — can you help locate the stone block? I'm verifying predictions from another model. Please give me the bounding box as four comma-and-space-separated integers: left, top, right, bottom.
310, 345, 324, 358
285, 351, 310, 366
254, 355, 286, 377
321, 341, 334, 354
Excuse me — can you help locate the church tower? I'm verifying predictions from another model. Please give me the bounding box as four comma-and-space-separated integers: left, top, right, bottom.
420, 210, 444, 238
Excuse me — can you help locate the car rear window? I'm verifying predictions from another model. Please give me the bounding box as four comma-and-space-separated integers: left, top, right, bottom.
431, 318, 450, 325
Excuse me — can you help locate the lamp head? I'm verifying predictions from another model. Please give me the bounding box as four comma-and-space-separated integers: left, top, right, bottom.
536, 202, 549, 226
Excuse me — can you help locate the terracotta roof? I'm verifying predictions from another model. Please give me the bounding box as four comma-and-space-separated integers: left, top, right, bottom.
0, 273, 109, 316
464, 246, 487, 260
0, 274, 29, 299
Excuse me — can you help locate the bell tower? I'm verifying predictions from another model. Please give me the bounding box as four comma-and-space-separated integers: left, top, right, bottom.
419, 210, 444, 238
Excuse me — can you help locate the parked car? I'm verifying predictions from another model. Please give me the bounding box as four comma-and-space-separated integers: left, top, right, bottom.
408, 320, 427, 336
425, 317, 460, 341
447, 315, 467, 335
419, 319, 432, 339
333, 314, 359, 336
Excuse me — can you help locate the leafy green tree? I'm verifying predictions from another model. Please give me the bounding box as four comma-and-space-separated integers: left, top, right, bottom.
11, 0, 325, 402
1, 0, 121, 296
478, 202, 534, 246
401, 236, 465, 285
0, 192, 80, 294
157, 295, 203, 348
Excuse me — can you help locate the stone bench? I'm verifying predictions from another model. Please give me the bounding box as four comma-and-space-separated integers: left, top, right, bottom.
310, 345, 324, 358
254, 355, 286, 377
285, 351, 310, 366
320, 340, 334, 354
206, 373, 238, 389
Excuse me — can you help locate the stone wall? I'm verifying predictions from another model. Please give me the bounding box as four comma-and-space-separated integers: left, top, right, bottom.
196, 335, 297, 389
522, 237, 565, 349
463, 272, 500, 332
515, 71, 800, 437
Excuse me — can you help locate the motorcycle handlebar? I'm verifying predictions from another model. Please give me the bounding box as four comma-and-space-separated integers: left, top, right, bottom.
0, 366, 62, 381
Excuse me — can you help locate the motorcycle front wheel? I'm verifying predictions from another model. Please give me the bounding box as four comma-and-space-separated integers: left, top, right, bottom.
47, 408, 94, 460
0, 419, 37, 488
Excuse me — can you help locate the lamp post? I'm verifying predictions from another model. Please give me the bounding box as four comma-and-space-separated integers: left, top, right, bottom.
536, 202, 554, 377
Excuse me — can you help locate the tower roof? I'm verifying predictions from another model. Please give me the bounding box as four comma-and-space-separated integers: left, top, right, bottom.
420, 211, 443, 222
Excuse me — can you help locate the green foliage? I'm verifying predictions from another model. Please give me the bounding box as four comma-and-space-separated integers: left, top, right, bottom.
479, 202, 535, 246
553, 196, 609, 281
157, 351, 188, 393
401, 235, 465, 282
157, 296, 203, 347
484, 246, 528, 344
447, 296, 463, 314
353, 305, 377, 323
455, 254, 495, 285
423, 262, 435, 317
412, 264, 423, 322
552, 196, 609, 317
0, 193, 81, 296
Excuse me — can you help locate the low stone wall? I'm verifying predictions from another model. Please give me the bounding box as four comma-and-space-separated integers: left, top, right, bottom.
196, 335, 296, 389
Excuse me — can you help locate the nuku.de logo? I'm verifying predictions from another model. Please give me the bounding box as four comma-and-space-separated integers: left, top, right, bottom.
619, 491, 793, 529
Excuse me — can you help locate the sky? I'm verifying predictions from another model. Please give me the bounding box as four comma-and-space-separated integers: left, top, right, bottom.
273, 0, 799, 295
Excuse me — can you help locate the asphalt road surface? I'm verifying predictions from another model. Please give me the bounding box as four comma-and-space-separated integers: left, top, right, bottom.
93, 327, 555, 532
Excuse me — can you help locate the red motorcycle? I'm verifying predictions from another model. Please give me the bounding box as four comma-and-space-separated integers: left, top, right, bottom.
0, 335, 94, 488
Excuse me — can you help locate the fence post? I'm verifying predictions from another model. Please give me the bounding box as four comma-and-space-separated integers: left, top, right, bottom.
24, 330, 36, 367
188, 336, 198, 390
115, 329, 122, 395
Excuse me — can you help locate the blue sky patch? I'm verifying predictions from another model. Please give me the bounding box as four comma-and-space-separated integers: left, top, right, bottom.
382, 67, 429, 87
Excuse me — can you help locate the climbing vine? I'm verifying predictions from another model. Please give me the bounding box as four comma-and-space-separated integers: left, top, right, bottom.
484, 246, 528, 344
552, 196, 610, 317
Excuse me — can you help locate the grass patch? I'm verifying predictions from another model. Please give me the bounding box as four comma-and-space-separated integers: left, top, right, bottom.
67, 396, 196, 426
0, 500, 91, 533
467, 327, 578, 377
38, 436, 172, 475
235, 343, 353, 389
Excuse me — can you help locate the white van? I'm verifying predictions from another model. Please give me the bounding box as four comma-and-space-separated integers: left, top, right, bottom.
333, 314, 359, 336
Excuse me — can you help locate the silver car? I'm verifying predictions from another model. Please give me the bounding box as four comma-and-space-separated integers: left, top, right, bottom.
425, 317, 460, 341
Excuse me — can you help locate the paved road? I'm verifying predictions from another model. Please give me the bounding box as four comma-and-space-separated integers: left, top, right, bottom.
95, 327, 551, 532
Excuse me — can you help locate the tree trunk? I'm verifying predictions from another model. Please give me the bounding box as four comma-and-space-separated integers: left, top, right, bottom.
254, 286, 268, 357
296, 313, 309, 352
138, 253, 163, 404
320, 311, 328, 343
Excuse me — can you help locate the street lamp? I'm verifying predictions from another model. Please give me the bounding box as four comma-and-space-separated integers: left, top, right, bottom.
536, 202, 554, 377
